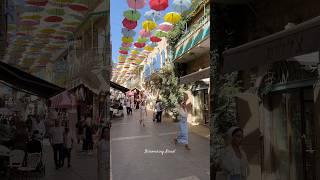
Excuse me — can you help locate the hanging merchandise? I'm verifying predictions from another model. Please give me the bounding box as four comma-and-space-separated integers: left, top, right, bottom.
149, 0, 169, 11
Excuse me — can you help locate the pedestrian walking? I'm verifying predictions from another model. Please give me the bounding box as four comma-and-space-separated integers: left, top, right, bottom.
97, 127, 110, 180
174, 98, 190, 150
155, 100, 163, 123
220, 127, 249, 180
139, 100, 147, 127
49, 120, 65, 169
63, 128, 73, 168
83, 119, 93, 155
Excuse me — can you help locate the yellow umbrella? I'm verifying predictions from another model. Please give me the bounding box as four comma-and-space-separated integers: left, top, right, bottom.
164, 12, 181, 24
131, 50, 140, 55
142, 20, 157, 31
40, 28, 56, 34
122, 36, 134, 43
144, 45, 154, 51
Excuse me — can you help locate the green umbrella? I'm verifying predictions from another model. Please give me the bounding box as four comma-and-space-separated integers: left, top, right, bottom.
47, 8, 65, 16
154, 30, 167, 38
137, 37, 148, 43
124, 9, 141, 21
120, 47, 130, 51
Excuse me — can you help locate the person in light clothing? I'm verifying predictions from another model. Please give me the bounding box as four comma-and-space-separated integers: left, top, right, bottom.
174, 98, 190, 150
221, 126, 249, 180
63, 128, 73, 168
139, 100, 147, 127
49, 120, 64, 169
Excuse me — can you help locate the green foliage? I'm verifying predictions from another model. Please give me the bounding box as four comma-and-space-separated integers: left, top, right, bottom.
149, 64, 185, 120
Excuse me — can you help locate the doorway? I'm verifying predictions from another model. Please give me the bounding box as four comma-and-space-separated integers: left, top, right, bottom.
270, 87, 316, 180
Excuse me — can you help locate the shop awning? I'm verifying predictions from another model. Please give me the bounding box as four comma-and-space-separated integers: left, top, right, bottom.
50, 90, 77, 109
223, 16, 320, 73
111, 81, 129, 93
179, 67, 210, 84
0, 61, 64, 98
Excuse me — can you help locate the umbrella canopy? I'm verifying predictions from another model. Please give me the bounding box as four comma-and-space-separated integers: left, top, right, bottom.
122, 18, 138, 30
122, 42, 132, 47
144, 10, 161, 22
134, 42, 146, 48
144, 45, 154, 51
131, 50, 140, 55
172, 0, 192, 13
149, 0, 168, 11
142, 20, 157, 31
122, 28, 136, 37
137, 37, 148, 43
119, 50, 129, 54
164, 12, 181, 24
154, 30, 167, 37
127, 0, 146, 9
124, 9, 141, 21
150, 36, 162, 42
44, 16, 64, 22
159, 22, 174, 32
139, 29, 151, 37
120, 47, 130, 51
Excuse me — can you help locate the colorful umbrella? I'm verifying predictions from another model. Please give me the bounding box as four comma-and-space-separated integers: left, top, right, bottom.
44, 16, 64, 22
159, 22, 174, 32
122, 18, 138, 30
150, 36, 162, 42
119, 50, 129, 55
127, 0, 146, 9
120, 47, 130, 51
154, 30, 167, 37
122, 42, 132, 47
21, 14, 42, 20
137, 37, 148, 43
122, 28, 136, 37
172, 0, 192, 13
124, 9, 141, 21
164, 12, 181, 24
134, 42, 146, 48
142, 20, 157, 31
20, 19, 40, 26
122, 37, 134, 43
139, 29, 151, 37
47, 8, 65, 16
69, 0, 89, 12
131, 50, 140, 55
26, 0, 48, 6
144, 10, 161, 22
144, 45, 154, 51
149, 0, 168, 11
149, 42, 158, 48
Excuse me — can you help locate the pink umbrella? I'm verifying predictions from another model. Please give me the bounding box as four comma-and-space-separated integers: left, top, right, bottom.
127, 0, 146, 9
122, 18, 138, 30
139, 29, 151, 38
122, 42, 132, 47
159, 22, 174, 32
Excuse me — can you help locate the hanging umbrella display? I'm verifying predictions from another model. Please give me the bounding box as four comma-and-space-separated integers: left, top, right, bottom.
119, 50, 128, 55
122, 37, 134, 43
149, 0, 168, 11
139, 29, 151, 37
122, 42, 132, 47
26, 0, 48, 6
121, 28, 136, 37
69, 0, 89, 12
154, 30, 167, 38
150, 36, 162, 42
131, 50, 140, 55
164, 12, 181, 24
44, 16, 64, 22
142, 20, 157, 31
144, 10, 161, 21
134, 42, 146, 48
137, 37, 148, 43
122, 18, 138, 30
124, 9, 141, 21
127, 0, 146, 9
159, 22, 174, 32
172, 0, 192, 13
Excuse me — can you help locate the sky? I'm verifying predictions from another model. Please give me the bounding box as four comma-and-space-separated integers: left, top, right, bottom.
110, 0, 174, 64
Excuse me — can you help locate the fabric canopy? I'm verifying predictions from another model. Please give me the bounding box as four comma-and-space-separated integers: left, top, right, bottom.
0, 61, 64, 98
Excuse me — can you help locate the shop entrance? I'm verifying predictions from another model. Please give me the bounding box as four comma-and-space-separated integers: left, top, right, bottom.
270, 87, 316, 180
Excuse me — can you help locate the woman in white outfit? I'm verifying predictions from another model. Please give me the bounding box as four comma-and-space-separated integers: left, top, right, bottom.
174, 98, 190, 150
97, 127, 110, 180
221, 126, 249, 180
140, 100, 147, 127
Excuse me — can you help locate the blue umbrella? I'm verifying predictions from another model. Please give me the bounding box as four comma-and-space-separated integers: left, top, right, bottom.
148, 42, 158, 48
172, 0, 192, 13
144, 10, 161, 22
122, 28, 136, 37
